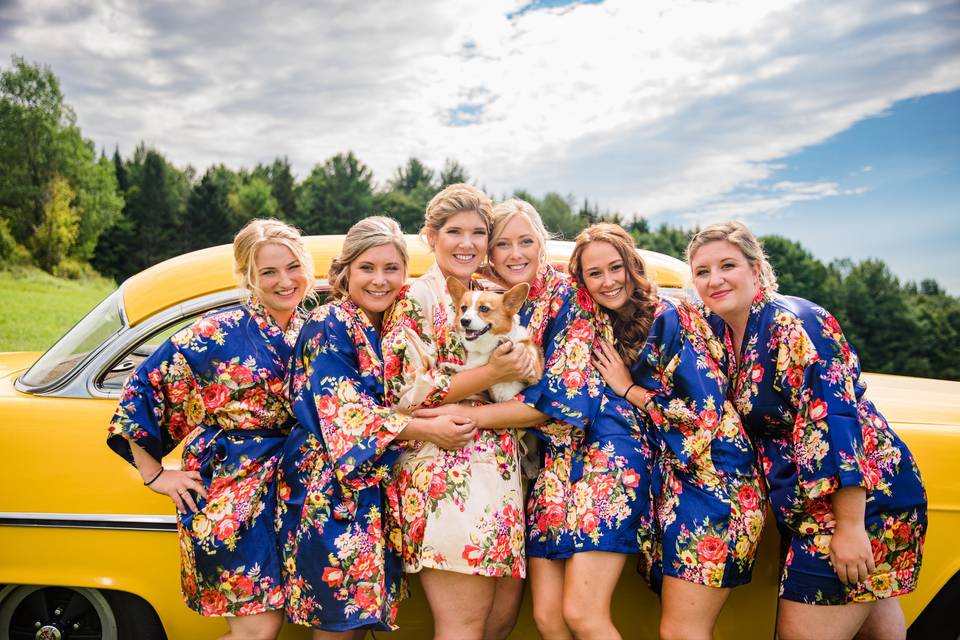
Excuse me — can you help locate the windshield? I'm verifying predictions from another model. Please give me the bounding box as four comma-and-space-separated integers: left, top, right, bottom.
20, 289, 124, 389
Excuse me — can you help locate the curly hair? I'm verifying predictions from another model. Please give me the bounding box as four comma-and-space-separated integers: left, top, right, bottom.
328, 216, 408, 298
569, 223, 658, 367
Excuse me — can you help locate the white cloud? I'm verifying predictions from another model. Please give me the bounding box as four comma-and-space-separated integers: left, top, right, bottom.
2, 0, 957, 210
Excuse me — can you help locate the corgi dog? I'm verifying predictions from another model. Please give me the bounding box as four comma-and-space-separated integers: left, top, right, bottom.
447, 276, 545, 403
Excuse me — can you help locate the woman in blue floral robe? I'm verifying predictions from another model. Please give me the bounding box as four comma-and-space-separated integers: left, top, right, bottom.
687, 221, 926, 640
574, 223, 764, 640
276, 216, 476, 635
107, 219, 313, 638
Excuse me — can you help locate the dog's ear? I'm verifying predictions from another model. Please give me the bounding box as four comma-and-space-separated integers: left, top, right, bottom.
502, 282, 530, 315
446, 276, 467, 306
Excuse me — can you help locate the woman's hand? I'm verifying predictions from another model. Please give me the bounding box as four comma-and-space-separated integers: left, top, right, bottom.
487, 340, 534, 384
829, 523, 876, 585
148, 469, 209, 514
424, 414, 477, 450
592, 339, 633, 397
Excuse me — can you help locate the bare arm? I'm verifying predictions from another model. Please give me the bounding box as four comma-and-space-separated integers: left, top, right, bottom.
414, 400, 548, 430
395, 414, 477, 449
829, 486, 875, 584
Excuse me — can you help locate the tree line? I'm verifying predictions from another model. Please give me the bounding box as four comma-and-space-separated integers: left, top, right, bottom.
2, 56, 957, 381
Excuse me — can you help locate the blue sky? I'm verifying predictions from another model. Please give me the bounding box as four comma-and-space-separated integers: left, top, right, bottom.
2, 0, 957, 291
673, 91, 960, 292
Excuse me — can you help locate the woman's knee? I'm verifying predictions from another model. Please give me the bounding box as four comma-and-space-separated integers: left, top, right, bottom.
659, 615, 710, 640
562, 597, 596, 634
533, 601, 568, 637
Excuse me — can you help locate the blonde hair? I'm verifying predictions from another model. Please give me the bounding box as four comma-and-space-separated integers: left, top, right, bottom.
490, 198, 553, 264
569, 223, 658, 367
328, 216, 408, 298
686, 221, 778, 296
233, 218, 314, 303
422, 183, 493, 241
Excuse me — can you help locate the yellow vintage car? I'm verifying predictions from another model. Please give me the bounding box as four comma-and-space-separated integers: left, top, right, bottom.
0, 236, 957, 639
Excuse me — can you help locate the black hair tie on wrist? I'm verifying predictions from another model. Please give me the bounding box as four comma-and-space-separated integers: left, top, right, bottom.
622, 383, 637, 399
144, 468, 164, 486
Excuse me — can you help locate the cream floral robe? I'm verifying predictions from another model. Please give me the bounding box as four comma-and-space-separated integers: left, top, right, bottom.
382, 264, 526, 578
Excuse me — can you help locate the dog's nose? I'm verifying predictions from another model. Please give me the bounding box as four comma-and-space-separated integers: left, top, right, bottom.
460, 317, 471, 328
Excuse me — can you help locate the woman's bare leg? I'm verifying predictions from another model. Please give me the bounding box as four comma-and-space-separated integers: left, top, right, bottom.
562, 551, 627, 640
855, 598, 906, 640
778, 599, 876, 640
312, 630, 365, 640
483, 577, 525, 640
420, 568, 496, 640
659, 576, 730, 640
219, 610, 284, 640
530, 557, 573, 640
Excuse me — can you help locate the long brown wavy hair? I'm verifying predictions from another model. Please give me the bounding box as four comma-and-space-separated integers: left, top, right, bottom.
569, 223, 658, 366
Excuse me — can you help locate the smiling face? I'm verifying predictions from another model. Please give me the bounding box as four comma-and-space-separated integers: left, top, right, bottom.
426, 210, 488, 285
689, 239, 760, 324
253, 242, 309, 326
490, 213, 542, 287
579, 240, 633, 312
347, 243, 406, 323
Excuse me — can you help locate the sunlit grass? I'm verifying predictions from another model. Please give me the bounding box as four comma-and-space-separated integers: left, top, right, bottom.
0, 267, 116, 352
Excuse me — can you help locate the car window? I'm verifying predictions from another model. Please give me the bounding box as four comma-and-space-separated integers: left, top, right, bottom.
20, 290, 124, 390
97, 287, 336, 393
98, 314, 204, 393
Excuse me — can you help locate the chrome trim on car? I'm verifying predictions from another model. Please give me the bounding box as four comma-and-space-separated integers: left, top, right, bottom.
0, 511, 177, 532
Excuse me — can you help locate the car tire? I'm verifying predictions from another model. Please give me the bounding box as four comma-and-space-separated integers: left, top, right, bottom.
0, 585, 165, 640
908, 570, 960, 640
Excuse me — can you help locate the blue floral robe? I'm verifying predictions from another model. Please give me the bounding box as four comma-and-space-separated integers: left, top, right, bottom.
277, 299, 410, 631
515, 265, 605, 558
630, 297, 764, 588
705, 295, 926, 603
107, 300, 302, 616
563, 291, 658, 561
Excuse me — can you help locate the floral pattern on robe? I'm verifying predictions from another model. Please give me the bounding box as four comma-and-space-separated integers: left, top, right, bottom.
705, 295, 926, 603
277, 299, 410, 630
563, 291, 658, 562
515, 265, 604, 558
630, 297, 764, 588
108, 299, 301, 616
382, 264, 525, 578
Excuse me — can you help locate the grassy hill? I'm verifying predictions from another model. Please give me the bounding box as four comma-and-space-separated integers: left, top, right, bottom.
0, 268, 116, 352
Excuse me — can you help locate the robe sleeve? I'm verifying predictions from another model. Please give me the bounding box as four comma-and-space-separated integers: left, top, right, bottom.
292, 308, 411, 491
517, 287, 597, 430
634, 300, 729, 468
106, 328, 205, 466
381, 288, 454, 410
771, 306, 871, 500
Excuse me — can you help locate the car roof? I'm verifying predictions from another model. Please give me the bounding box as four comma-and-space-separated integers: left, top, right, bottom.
121, 235, 690, 327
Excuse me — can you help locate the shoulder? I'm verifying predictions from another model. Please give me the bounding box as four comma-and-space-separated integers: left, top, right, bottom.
303, 301, 355, 338
170, 304, 247, 351
764, 296, 833, 339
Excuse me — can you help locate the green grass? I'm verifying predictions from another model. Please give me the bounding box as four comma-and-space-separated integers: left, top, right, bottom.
0, 267, 117, 352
